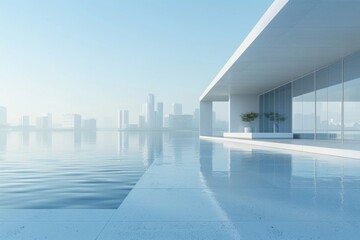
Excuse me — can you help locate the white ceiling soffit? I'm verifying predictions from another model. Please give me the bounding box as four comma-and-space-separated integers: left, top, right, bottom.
200, 0, 360, 102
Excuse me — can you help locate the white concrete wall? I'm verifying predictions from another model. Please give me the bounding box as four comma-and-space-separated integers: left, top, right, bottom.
200, 101, 213, 136
229, 95, 259, 133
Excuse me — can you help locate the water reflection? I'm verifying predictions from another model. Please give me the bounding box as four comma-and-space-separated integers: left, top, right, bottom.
199, 140, 360, 225
118, 131, 163, 166
0, 131, 7, 152
118, 132, 129, 153
74, 131, 81, 149
21, 131, 30, 146
82, 130, 97, 145
141, 132, 163, 167
36, 131, 52, 148
168, 131, 195, 163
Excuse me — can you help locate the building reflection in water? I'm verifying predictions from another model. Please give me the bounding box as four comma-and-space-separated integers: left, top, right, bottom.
0, 131, 7, 152
21, 131, 30, 146
73, 130, 82, 149
200, 140, 293, 198
117, 131, 164, 167
82, 130, 97, 145
168, 131, 195, 164
118, 132, 129, 153
141, 132, 163, 167
138, 132, 145, 153
199, 140, 360, 227
36, 131, 52, 149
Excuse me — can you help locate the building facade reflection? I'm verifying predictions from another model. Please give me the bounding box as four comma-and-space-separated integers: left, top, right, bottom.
36, 131, 52, 149
199, 140, 360, 228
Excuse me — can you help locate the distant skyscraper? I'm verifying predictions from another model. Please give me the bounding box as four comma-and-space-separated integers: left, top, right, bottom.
173, 103, 182, 115
20, 116, 30, 127
156, 102, 163, 129
163, 115, 169, 128
47, 113, 52, 129
36, 113, 52, 129
123, 110, 129, 129
82, 119, 97, 130
146, 94, 155, 129
63, 114, 82, 130
139, 115, 146, 129
0, 106, 7, 126
118, 110, 123, 129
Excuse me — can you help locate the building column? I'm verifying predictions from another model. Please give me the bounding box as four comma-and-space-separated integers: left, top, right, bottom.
200, 101, 213, 136
229, 95, 259, 133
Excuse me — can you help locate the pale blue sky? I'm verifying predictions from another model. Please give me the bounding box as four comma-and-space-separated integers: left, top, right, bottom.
0, 0, 273, 126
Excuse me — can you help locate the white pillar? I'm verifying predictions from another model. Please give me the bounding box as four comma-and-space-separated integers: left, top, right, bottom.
229, 95, 259, 133
200, 101, 213, 136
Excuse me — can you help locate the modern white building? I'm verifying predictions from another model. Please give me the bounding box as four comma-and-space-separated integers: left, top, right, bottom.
200, 0, 360, 142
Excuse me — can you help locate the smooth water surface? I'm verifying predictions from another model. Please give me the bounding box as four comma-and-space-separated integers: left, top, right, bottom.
1, 129, 360, 238
200, 141, 360, 224
190, 140, 360, 240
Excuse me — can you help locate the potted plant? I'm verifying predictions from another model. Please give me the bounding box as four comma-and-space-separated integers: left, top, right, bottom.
240, 112, 259, 133
264, 112, 286, 132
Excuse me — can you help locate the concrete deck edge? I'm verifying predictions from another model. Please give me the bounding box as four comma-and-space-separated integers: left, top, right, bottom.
200, 136, 360, 160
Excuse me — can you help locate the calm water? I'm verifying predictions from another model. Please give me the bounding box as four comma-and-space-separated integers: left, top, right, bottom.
199, 140, 360, 232
0, 130, 166, 209
1, 129, 360, 228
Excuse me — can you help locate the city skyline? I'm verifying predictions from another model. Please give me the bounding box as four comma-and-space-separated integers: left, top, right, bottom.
0, 95, 208, 129
0, 0, 272, 125
0, 92, 228, 130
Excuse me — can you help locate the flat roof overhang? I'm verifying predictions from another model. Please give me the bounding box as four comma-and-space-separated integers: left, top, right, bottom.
200, 0, 360, 102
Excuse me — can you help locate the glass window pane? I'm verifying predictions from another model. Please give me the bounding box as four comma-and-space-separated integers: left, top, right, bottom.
274, 83, 292, 133
315, 61, 342, 140
292, 73, 315, 139
259, 94, 264, 132
264, 90, 274, 133
344, 51, 360, 140
292, 79, 303, 135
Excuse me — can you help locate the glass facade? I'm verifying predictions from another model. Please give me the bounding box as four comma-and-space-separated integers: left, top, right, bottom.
259, 50, 360, 141
344, 51, 360, 140
315, 61, 342, 140
292, 73, 315, 139
259, 83, 292, 133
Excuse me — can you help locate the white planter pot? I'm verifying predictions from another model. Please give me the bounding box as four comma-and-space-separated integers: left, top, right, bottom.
244, 127, 252, 133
